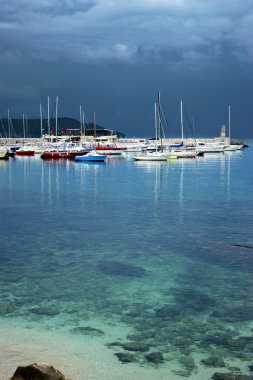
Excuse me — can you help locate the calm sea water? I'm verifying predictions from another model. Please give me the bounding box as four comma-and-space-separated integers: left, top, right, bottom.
0, 145, 253, 379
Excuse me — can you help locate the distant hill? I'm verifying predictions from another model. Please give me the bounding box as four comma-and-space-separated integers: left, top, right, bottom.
0, 117, 126, 138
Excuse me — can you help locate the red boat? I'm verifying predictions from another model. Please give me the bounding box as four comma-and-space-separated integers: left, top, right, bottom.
16, 149, 35, 156
41, 151, 68, 159
41, 150, 89, 159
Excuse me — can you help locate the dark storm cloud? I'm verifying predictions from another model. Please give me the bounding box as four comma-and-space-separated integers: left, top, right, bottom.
0, 0, 252, 137
0, 0, 253, 67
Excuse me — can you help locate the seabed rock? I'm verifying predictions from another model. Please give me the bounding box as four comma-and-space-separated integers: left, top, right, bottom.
227, 367, 241, 372
211, 373, 253, 380
155, 304, 182, 320
179, 355, 196, 372
71, 326, 105, 336
145, 352, 164, 364
114, 352, 137, 363
29, 307, 59, 317
10, 362, 71, 380
121, 341, 150, 352
201, 355, 226, 367
171, 369, 191, 377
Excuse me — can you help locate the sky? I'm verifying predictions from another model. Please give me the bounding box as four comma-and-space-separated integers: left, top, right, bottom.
0, 0, 253, 138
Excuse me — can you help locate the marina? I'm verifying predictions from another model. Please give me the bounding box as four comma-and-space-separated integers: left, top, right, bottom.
0, 141, 252, 380
0, 134, 247, 161
0, 100, 246, 162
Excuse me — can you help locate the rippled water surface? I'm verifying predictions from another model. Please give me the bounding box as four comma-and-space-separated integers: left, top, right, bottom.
0, 146, 253, 378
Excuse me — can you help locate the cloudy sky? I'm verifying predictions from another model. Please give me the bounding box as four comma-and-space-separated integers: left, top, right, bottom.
0, 0, 252, 138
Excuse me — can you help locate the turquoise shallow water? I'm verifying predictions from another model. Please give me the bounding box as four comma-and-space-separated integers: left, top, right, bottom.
0, 145, 253, 378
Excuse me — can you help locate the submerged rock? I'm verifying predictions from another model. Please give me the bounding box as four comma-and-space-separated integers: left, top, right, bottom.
121, 341, 150, 352
10, 362, 71, 380
106, 341, 122, 348
28, 307, 60, 316
155, 304, 182, 320
212, 373, 253, 380
212, 307, 253, 323
179, 355, 196, 372
201, 355, 226, 367
145, 352, 164, 364
171, 369, 191, 377
172, 288, 216, 312
201, 332, 234, 348
97, 260, 146, 277
71, 326, 105, 336
227, 367, 241, 372
114, 352, 137, 363
172, 336, 192, 349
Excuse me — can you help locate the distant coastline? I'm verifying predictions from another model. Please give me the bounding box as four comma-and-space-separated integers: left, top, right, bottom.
0, 117, 126, 139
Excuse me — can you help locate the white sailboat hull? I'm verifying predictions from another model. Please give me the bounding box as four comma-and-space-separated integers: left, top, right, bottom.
133, 151, 169, 161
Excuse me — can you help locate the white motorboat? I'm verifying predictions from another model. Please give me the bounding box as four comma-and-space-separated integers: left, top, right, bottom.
196, 142, 225, 153
224, 145, 238, 151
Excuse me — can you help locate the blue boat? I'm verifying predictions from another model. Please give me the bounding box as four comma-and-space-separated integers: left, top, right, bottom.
74, 150, 107, 162
169, 141, 184, 148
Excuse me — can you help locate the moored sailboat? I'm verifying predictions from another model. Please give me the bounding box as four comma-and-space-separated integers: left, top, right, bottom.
168, 100, 198, 159
224, 106, 243, 151
134, 93, 169, 161
16, 114, 35, 156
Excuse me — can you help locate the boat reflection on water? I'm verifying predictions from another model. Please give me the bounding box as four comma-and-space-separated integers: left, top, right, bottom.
37, 158, 107, 206
0, 159, 8, 167
74, 161, 106, 165
134, 149, 243, 222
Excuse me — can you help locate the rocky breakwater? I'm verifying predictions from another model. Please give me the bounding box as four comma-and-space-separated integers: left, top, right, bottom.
9, 362, 72, 380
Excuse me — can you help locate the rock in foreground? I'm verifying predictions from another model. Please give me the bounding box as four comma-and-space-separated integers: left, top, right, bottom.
10, 362, 72, 380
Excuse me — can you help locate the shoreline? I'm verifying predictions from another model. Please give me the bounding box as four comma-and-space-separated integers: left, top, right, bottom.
0, 318, 251, 380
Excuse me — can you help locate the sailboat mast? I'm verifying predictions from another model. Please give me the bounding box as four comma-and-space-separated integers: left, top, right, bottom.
40, 103, 43, 138
80, 105, 82, 135
47, 96, 50, 137
26, 115, 28, 140
155, 102, 158, 152
180, 100, 184, 142
8, 109, 10, 141
82, 111, 85, 142
55, 96, 58, 140
228, 105, 231, 142
23, 113, 25, 140
157, 91, 163, 151
93, 111, 96, 142
80, 105, 84, 142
